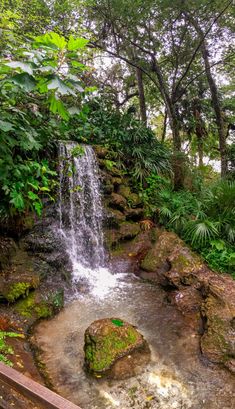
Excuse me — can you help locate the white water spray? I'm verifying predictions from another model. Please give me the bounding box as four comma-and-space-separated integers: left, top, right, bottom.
58, 142, 121, 298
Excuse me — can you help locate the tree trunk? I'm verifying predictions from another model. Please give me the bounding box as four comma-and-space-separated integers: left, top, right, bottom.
136, 67, 147, 125
185, 15, 228, 177
151, 57, 184, 189
161, 109, 167, 142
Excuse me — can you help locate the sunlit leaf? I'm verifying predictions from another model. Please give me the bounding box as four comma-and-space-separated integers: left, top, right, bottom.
67, 36, 89, 51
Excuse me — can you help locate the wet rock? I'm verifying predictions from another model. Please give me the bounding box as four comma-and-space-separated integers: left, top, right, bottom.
104, 222, 140, 249
112, 177, 123, 187
21, 231, 64, 254
125, 207, 144, 221
140, 231, 181, 272
84, 318, 150, 379
200, 277, 235, 373
136, 230, 235, 374
107, 209, 126, 226
0, 237, 17, 270
109, 193, 127, 211
119, 222, 140, 240
117, 185, 131, 199
129, 192, 143, 208
14, 288, 64, 321
0, 248, 40, 303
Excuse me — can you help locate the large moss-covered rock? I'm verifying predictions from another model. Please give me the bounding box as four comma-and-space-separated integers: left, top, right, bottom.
104, 222, 141, 249
200, 277, 235, 373
137, 229, 235, 374
84, 318, 150, 379
140, 231, 181, 272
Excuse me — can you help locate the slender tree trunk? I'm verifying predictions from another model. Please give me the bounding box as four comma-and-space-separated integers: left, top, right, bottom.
198, 136, 204, 167
136, 67, 147, 125
161, 108, 167, 142
185, 15, 228, 177
193, 104, 205, 168
151, 57, 183, 189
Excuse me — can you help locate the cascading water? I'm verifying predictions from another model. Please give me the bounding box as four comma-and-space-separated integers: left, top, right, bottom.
34, 142, 235, 409
58, 142, 121, 298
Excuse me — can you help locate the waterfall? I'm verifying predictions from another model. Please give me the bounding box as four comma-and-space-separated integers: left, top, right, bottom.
58, 142, 121, 298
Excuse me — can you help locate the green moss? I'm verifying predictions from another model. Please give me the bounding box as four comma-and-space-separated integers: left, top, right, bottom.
0, 331, 24, 366
15, 292, 52, 319
5, 282, 31, 303
85, 324, 138, 373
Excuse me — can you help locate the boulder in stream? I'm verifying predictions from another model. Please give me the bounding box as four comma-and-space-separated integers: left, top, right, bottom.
84, 318, 150, 379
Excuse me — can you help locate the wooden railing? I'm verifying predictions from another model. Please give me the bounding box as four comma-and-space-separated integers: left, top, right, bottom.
0, 362, 82, 409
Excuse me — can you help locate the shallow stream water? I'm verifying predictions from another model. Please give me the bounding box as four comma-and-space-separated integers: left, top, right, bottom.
34, 271, 235, 409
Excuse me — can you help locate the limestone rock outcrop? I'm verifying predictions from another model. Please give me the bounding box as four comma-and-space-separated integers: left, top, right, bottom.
84, 318, 150, 379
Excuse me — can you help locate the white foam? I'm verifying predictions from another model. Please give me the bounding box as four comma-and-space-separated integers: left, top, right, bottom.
72, 262, 124, 299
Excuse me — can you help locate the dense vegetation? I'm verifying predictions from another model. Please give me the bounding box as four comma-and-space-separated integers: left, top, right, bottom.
0, 0, 234, 275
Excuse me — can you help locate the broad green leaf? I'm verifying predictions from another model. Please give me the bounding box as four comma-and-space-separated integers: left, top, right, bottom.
67, 36, 89, 51
10, 191, 24, 210
6, 61, 33, 75
67, 79, 84, 92
71, 61, 86, 69
47, 76, 76, 96
34, 32, 67, 50
11, 73, 36, 92
49, 96, 69, 121
34, 201, 42, 216
28, 191, 38, 201
0, 120, 14, 132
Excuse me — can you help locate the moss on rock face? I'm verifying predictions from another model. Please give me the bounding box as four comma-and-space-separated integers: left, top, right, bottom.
14, 289, 64, 320
15, 292, 52, 319
84, 318, 150, 379
119, 222, 140, 240
4, 282, 31, 303
140, 231, 180, 272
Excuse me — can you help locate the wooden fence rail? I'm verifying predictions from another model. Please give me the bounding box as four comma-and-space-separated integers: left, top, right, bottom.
0, 362, 82, 409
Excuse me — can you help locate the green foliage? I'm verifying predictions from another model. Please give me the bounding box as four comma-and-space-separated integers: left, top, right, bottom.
72, 100, 171, 183
0, 31, 89, 218
142, 177, 235, 275
0, 331, 24, 366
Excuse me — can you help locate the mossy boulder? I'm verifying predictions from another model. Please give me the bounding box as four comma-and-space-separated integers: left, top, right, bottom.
125, 207, 144, 221
104, 222, 140, 249
119, 222, 140, 240
140, 231, 181, 272
200, 277, 235, 373
109, 193, 127, 211
0, 248, 40, 303
14, 289, 64, 321
107, 209, 126, 226
117, 185, 131, 199
84, 318, 150, 379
